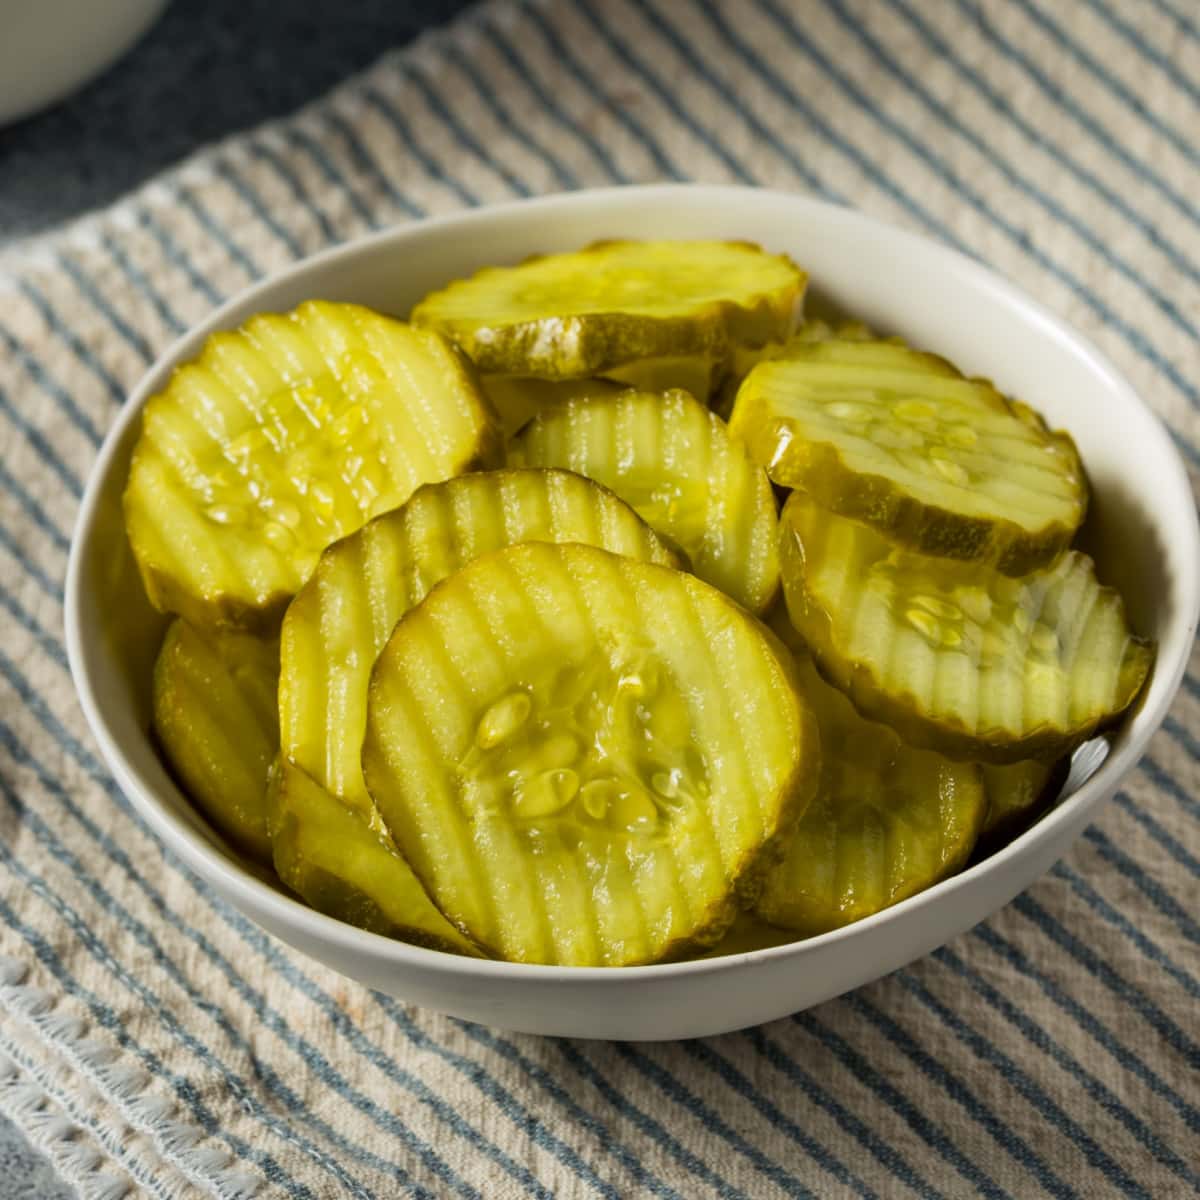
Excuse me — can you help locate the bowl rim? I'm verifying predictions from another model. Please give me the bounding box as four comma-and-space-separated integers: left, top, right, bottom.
64, 183, 1200, 983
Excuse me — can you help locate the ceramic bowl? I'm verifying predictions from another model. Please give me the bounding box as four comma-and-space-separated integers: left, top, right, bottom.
0, 0, 166, 126
65, 186, 1199, 1040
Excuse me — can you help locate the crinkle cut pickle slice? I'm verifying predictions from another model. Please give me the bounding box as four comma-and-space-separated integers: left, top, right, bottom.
507, 387, 780, 614
731, 336, 1088, 575
362, 541, 818, 967
411, 239, 806, 380
779, 489, 1153, 763
124, 300, 500, 631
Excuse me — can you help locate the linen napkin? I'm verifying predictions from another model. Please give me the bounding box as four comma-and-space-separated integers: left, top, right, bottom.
1, 0, 1197, 1196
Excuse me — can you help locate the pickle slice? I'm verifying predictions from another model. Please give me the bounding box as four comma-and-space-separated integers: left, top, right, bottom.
780, 491, 1154, 763
361, 542, 817, 966
756, 621, 985, 934
152, 619, 279, 862
411, 240, 804, 380
980, 758, 1069, 845
124, 301, 500, 631
508, 388, 780, 613
281, 467, 679, 822
267, 760, 479, 955
730, 337, 1087, 574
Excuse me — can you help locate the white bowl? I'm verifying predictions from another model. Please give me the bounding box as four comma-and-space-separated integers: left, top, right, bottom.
0, 0, 166, 126
65, 185, 1199, 1041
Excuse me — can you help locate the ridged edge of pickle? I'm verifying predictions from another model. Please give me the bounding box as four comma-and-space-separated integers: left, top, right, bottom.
732, 343, 1089, 577
411, 239, 805, 381
779, 495, 1155, 764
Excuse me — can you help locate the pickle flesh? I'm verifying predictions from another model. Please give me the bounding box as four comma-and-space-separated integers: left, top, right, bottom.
361, 542, 818, 966
280, 468, 679, 822
124, 301, 499, 631
731, 338, 1087, 574
508, 388, 780, 614
756, 620, 985, 934
411, 240, 804, 380
780, 490, 1154, 763
152, 619, 278, 862
267, 760, 479, 955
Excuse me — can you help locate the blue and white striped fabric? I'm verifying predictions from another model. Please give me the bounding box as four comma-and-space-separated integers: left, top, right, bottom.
1, 1, 1197, 1195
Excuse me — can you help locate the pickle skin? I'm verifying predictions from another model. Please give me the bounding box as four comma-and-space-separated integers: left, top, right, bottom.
779, 492, 1155, 764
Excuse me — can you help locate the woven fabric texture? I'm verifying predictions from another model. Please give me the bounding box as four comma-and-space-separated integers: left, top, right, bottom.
0, 0, 1196, 1196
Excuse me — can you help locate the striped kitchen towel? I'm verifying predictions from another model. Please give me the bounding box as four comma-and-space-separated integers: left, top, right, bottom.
1, 0, 1197, 1196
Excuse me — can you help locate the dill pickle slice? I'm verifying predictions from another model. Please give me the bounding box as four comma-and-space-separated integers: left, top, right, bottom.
280, 468, 679, 823
124, 300, 500, 631
979, 757, 1070, 845
266, 760, 479, 955
152, 619, 278, 862
508, 388, 780, 613
481, 377, 623, 438
730, 337, 1087, 574
756, 619, 984, 933
780, 491, 1154, 763
411, 240, 804, 381
361, 541, 817, 966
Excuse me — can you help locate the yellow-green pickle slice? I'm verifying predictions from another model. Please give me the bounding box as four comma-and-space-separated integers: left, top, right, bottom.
411, 240, 805, 380
152, 619, 279, 862
756, 617, 985, 934
124, 300, 499, 631
780, 490, 1154, 763
508, 387, 780, 614
267, 760, 479, 955
731, 337, 1088, 574
362, 542, 818, 966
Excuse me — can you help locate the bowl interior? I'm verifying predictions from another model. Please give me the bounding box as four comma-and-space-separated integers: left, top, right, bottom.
68, 186, 1200, 972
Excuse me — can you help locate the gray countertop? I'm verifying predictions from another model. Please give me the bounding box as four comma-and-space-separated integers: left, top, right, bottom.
0, 3, 472, 1191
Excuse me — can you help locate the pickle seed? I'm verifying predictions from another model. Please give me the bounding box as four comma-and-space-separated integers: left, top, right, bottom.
476, 691, 532, 750
204, 504, 248, 526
